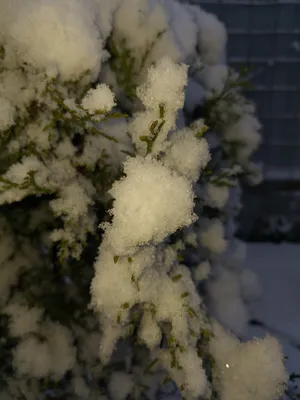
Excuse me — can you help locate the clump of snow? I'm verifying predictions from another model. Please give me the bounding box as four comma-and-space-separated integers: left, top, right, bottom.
177, 346, 207, 397
72, 375, 90, 398
4, 156, 42, 185
91, 244, 140, 321
42, 321, 76, 378
0, 97, 15, 130
13, 322, 76, 379
136, 56, 188, 113
5, 302, 42, 337
202, 64, 229, 93
183, 228, 198, 247
161, 0, 198, 59
224, 114, 262, 161
50, 181, 94, 221
112, 0, 180, 67
13, 336, 52, 378
104, 155, 197, 255
108, 371, 134, 400
25, 120, 51, 151
246, 161, 263, 185
129, 109, 175, 156
139, 312, 162, 349
210, 321, 288, 400
7, 0, 103, 80
199, 218, 227, 254
93, 0, 121, 40
129, 56, 189, 156
205, 183, 229, 209
162, 127, 211, 182
207, 268, 249, 337
192, 6, 227, 64
158, 345, 207, 399
55, 138, 77, 160
81, 84, 116, 113
194, 260, 211, 281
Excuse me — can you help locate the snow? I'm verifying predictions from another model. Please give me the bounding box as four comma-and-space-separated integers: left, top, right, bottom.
6, 0, 103, 80
162, 128, 211, 182
0, 97, 15, 130
81, 84, 116, 113
136, 56, 188, 112
199, 218, 227, 254
108, 371, 134, 400
104, 155, 197, 255
210, 321, 287, 400
245, 243, 300, 386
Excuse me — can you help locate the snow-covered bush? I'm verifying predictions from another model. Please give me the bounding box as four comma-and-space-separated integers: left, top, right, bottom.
0, 0, 287, 399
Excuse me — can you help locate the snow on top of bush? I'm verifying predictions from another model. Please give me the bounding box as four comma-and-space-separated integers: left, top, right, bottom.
177, 346, 207, 398
0, 97, 15, 130
104, 155, 197, 255
81, 84, 116, 113
4, 156, 42, 185
205, 183, 229, 209
210, 321, 288, 400
162, 127, 211, 182
201, 64, 229, 92
194, 260, 211, 282
24, 120, 52, 151
108, 371, 134, 400
128, 109, 173, 156
41, 321, 76, 378
13, 336, 53, 378
113, 0, 180, 65
93, 0, 121, 40
199, 218, 227, 255
13, 320, 76, 379
137, 56, 188, 113
207, 268, 249, 336
191, 5, 227, 65
5, 302, 42, 337
139, 312, 162, 349
72, 375, 90, 398
161, 0, 198, 59
114, 0, 165, 50
129, 56, 189, 156
158, 346, 207, 399
0, 1, 276, 397
224, 113, 262, 161
0, 68, 45, 122
5, 0, 103, 79
50, 181, 95, 221
91, 243, 141, 320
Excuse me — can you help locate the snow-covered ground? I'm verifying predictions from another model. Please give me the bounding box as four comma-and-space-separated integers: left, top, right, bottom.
245, 243, 300, 395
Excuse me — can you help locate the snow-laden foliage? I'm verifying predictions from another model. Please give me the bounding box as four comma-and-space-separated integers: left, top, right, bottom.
0, 0, 287, 399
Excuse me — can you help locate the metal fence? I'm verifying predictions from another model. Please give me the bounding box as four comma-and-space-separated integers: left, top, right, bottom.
189, 0, 300, 182
184, 0, 300, 238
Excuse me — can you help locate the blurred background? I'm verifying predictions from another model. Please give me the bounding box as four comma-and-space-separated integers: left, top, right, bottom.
186, 0, 300, 242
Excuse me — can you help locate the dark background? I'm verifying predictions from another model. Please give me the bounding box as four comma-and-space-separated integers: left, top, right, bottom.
184, 0, 300, 241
